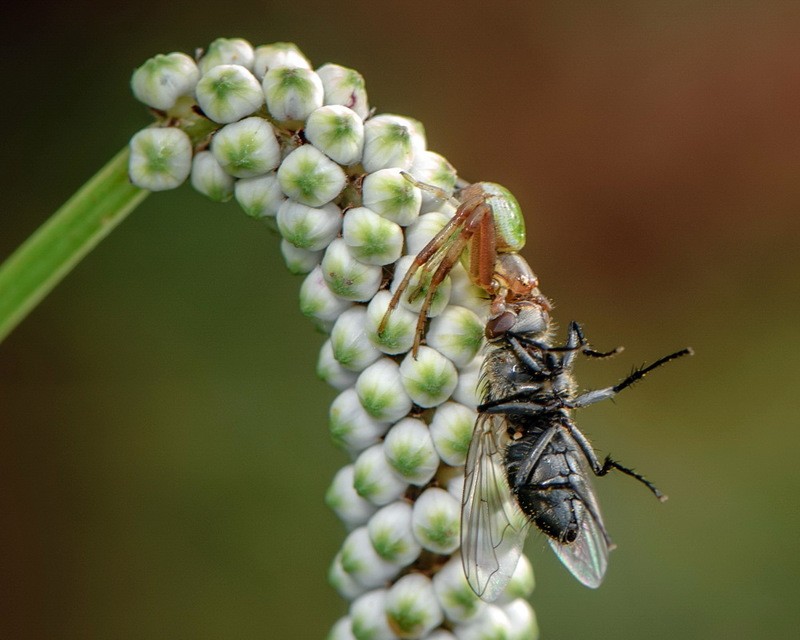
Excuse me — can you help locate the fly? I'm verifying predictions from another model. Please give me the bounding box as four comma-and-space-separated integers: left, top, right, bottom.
467, 309, 691, 600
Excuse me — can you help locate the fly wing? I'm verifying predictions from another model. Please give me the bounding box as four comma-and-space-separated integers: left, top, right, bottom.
547, 481, 610, 588
461, 414, 530, 601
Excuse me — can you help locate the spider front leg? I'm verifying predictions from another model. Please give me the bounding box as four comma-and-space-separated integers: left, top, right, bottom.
407, 202, 498, 353
378, 196, 495, 355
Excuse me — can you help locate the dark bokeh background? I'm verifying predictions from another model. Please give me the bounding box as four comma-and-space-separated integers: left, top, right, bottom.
1, 2, 799, 638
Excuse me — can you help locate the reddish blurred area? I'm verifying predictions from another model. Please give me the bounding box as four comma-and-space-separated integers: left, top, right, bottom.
381, 3, 800, 282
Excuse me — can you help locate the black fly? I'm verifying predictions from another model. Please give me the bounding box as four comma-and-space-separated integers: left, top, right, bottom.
461, 298, 692, 600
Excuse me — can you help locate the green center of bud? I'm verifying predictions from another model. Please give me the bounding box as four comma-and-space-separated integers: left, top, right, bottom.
424, 513, 457, 546
388, 601, 426, 634
144, 145, 173, 173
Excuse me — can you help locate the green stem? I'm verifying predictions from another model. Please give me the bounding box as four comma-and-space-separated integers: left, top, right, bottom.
0, 147, 148, 342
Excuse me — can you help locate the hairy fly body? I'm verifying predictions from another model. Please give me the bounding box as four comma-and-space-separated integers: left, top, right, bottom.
463, 306, 691, 600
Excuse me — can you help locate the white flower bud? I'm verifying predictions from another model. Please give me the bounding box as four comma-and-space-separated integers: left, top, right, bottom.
190, 150, 234, 201
362, 169, 422, 226
325, 465, 378, 529
364, 291, 417, 356
210, 116, 280, 178
502, 599, 539, 640
447, 480, 464, 516
350, 590, 398, 640
409, 151, 457, 213
367, 501, 421, 566
317, 340, 359, 391
432, 555, 486, 624
448, 263, 490, 317
280, 239, 321, 275
195, 64, 264, 124
362, 115, 416, 173
341, 528, 402, 589
429, 402, 476, 467
298, 266, 353, 323
404, 211, 449, 255
383, 418, 439, 486
277, 144, 347, 207
328, 616, 357, 640
355, 359, 413, 424
390, 255, 452, 318
329, 552, 368, 600
316, 63, 370, 120
453, 605, 514, 640
497, 555, 535, 603
329, 388, 387, 454
451, 355, 483, 409
342, 207, 404, 266
391, 114, 426, 155
384, 573, 444, 639
198, 37, 255, 74
306, 105, 365, 166
330, 307, 382, 372
443, 468, 463, 493
399, 347, 458, 409
263, 66, 324, 122
369, 114, 426, 160
426, 306, 484, 368
426, 632, 457, 640
131, 52, 200, 111
353, 444, 408, 506
321, 239, 383, 302
412, 487, 460, 554
446, 472, 465, 504
277, 199, 342, 252
234, 172, 285, 219
252, 42, 311, 80
128, 127, 192, 191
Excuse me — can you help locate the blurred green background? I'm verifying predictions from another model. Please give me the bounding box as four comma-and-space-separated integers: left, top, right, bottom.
1, 1, 799, 638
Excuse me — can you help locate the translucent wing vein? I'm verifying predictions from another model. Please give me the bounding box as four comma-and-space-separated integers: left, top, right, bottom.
461, 415, 529, 601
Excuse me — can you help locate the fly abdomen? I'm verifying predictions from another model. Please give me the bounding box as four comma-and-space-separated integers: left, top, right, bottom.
506, 429, 592, 545
516, 484, 581, 544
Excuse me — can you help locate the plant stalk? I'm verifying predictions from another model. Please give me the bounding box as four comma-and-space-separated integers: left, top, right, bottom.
0, 147, 148, 342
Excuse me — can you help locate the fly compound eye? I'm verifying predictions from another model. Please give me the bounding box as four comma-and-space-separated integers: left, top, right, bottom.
513, 303, 548, 336
485, 311, 516, 340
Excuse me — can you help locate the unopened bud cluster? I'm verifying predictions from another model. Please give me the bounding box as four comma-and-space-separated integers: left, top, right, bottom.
129, 38, 538, 639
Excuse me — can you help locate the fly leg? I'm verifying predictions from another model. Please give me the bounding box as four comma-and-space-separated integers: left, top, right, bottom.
598, 455, 667, 502
569, 322, 624, 360
560, 418, 666, 501
559, 322, 583, 369
511, 425, 558, 486
611, 347, 693, 394
507, 335, 547, 376
570, 347, 693, 408
515, 323, 620, 369
479, 400, 554, 415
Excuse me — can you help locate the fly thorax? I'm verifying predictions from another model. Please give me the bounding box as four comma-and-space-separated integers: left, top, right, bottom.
482, 347, 534, 401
